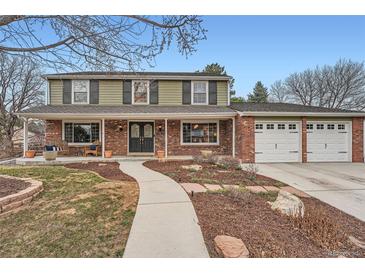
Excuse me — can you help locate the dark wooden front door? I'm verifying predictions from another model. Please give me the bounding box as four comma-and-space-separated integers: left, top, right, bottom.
129, 122, 154, 153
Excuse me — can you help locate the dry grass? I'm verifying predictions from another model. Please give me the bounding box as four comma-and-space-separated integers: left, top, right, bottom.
290, 207, 348, 251
0, 165, 138, 258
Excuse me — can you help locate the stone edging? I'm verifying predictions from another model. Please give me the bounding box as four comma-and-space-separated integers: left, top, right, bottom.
0, 174, 43, 216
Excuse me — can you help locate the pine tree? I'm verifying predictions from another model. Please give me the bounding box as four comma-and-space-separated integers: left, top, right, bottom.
247, 81, 269, 103
199, 63, 235, 96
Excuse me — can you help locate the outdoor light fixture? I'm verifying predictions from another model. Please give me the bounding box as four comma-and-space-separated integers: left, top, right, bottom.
158, 125, 162, 132
118, 125, 123, 132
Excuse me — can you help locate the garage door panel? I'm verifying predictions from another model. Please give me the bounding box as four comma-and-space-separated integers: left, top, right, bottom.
255, 122, 300, 163
307, 122, 350, 162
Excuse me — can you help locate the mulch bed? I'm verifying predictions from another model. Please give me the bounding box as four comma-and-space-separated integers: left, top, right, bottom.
64, 162, 135, 181
0, 177, 31, 198
191, 193, 365, 258
145, 160, 365, 258
144, 160, 284, 187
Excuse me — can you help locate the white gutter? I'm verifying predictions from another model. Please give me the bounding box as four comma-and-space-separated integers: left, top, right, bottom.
16, 112, 236, 120
44, 75, 231, 81
238, 111, 365, 117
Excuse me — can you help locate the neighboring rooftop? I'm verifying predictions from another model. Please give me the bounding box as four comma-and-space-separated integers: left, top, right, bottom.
44, 71, 231, 80
230, 102, 364, 114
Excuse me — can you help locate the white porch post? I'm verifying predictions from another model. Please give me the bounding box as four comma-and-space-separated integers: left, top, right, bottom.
23, 118, 29, 157
164, 118, 168, 158
232, 117, 235, 157
102, 118, 105, 158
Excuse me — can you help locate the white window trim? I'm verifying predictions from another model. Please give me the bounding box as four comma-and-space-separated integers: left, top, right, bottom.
72, 80, 90, 105
62, 120, 101, 146
132, 80, 150, 105
191, 81, 208, 105
180, 120, 219, 146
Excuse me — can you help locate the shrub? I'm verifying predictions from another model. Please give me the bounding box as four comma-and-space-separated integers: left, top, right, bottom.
290, 207, 347, 250
224, 186, 251, 201
216, 157, 241, 170
193, 153, 218, 164
245, 163, 259, 181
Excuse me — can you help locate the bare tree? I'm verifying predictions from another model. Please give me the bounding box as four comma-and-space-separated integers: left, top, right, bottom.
270, 59, 365, 110
0, 53, 44, 156
269, 80, 290, 103
0, 16, 206, 71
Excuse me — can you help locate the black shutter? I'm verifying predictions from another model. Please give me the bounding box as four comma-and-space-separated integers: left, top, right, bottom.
123, 80, 132, 104
150, 80, 159, 104
182, 80, 191, 104
63, 80, 72, 104
209, 80, 217, 105
89, 80, 99, 104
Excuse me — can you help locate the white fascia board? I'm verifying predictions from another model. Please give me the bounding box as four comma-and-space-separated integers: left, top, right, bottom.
238, 111, 365, 117
44, 75, 231, 81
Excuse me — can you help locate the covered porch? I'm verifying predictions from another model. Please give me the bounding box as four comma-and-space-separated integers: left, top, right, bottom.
18, 105, 237, 163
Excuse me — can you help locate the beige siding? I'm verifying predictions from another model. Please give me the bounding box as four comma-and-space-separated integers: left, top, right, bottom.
49, 80, 63, 105
99, 80, 123, 105
217, 81, 229, 106
159, 80, 183, 105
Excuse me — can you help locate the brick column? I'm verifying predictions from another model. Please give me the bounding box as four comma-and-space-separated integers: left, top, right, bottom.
301, 117, 307, 163
235, 115, 255, 163
45, 120, 62, 145
352, 117, 364, 163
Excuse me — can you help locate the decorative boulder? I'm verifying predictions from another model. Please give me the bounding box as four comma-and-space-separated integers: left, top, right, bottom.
270, 190, 305, 217
181, 164, 202, 172
214, 235, 249, 258
349, 236, 365, 249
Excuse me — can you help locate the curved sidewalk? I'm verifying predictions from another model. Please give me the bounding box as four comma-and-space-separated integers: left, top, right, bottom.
119, 161, 209, 258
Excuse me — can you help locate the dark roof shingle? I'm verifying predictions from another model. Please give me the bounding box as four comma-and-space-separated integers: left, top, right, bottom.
230, 102, 363, 113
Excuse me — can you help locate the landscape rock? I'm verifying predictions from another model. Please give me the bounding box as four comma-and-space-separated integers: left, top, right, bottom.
349, 236, 365, 249
214, 235, 249, 258
263, 186, 280, 192
181, 164, 202, 172
270, 190, 305, 217
246, 186, 267, 193
180, 183, 207, 193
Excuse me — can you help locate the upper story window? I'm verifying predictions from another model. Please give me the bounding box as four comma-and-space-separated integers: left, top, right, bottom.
72, 80, 89, 104
132, 80, 149, 104
192, 81, 208, 105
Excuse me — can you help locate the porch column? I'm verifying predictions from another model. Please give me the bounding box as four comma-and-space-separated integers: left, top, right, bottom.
164, 118, 168, 158
23, 118, 29, 157
232, 117, 235, 157
102, 118, 105, 158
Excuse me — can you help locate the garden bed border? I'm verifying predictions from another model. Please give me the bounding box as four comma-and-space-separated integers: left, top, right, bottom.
0, 174, 43, 215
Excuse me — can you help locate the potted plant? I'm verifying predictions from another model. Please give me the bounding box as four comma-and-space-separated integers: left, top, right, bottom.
156, 150, 165, 161
25, 150, 36, 158
104, 150, 113, 158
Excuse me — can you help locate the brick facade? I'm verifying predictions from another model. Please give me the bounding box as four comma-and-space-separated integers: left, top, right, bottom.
45, 119, 232, 157
352, 117, 364, 163
104, 120, 128, 156
235, 115, 255, 163
301, 117, 307, 163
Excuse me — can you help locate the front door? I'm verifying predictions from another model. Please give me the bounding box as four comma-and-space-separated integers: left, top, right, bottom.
129, 122, 154, 153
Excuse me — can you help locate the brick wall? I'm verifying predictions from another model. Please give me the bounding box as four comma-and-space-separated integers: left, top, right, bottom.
45, 120, 62, 145
235, 116, 255, 163
301, 117, 307, 163
162, 119, 232, 156
352, 117, 364, 163
105, 120, 128, 156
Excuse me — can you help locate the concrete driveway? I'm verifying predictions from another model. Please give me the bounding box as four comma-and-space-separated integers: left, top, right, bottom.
252, 163, 365, 222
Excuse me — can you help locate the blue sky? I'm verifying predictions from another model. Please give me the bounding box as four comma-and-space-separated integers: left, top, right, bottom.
151, 16, 365, 97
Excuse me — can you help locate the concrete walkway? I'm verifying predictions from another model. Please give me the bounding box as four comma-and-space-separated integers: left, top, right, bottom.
250, 163, 365, 222
119, 161, 209, 258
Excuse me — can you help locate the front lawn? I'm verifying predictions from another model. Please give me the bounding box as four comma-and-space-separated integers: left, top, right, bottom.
0, 163, 138, 257
145, 160, 365, 258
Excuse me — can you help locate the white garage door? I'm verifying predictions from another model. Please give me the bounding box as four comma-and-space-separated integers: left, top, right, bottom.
255, 122, 301, 163
307, 122, 351, 162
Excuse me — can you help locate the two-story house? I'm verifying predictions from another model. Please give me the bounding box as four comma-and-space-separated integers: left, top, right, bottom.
18, 71, 365, 163
19, 72, 236, 158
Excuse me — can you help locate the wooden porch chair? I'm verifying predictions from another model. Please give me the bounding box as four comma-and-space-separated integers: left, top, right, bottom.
84, 140, 101, 157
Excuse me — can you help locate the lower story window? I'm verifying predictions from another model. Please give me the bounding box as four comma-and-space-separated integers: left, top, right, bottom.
182, 122, 218, 144
64, 122, 100, 143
